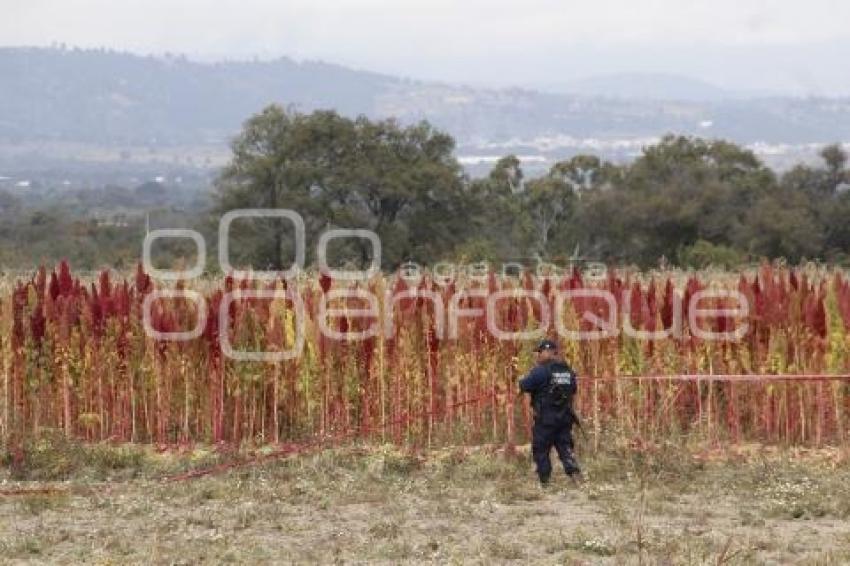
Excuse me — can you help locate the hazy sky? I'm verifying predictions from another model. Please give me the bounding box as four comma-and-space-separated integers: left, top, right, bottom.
4, 0, 850, 95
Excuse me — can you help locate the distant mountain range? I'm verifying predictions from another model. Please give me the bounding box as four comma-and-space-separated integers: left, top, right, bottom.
2, 46, 849, 173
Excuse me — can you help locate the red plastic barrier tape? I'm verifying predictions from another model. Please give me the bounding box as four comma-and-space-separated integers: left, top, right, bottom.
586, 374, 850, 382
162, 376, 850, 482
163, 392, 498, 483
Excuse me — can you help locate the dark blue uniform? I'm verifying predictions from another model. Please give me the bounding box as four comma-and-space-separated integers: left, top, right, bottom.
519, 361, 580, 483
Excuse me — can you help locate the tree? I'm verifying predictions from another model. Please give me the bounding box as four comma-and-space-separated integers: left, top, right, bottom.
820, 144, 849, 196
820, 143, 847, 180
596, 135, 777, 267
782, 144, 848, 196
487, 155, 524, 194
212, 105, 328, 271
549, 155, 621, 193
322, 116, 468, 264
463, 156, 530, 262
212, 105, 469, 269
523, 169, 577, 256
821, 192, 850, 261
734, 189, 824, 262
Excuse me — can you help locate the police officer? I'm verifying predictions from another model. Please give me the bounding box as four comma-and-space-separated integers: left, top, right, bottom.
519, 339, 581, 486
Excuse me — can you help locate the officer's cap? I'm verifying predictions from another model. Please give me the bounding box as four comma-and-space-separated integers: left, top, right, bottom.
534, 339, 558, 352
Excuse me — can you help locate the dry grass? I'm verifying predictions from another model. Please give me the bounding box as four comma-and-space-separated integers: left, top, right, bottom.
2, 439, 850, 564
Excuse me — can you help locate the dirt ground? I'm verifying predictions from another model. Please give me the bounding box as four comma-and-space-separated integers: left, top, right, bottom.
2, 440, 850, 564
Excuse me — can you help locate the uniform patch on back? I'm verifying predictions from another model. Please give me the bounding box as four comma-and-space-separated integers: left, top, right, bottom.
546, 363, 577, 408
551, 371, 573, 385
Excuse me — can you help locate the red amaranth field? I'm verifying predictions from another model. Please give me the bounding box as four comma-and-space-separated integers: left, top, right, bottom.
2, 261, 850, 449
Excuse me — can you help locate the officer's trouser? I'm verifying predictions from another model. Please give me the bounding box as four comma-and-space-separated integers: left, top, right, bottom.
532, 418, 579, 482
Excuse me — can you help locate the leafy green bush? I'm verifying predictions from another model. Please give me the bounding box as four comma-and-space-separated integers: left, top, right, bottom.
678, 239, 744, 269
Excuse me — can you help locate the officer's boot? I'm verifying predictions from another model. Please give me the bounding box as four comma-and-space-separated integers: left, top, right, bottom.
563, 451, 581, 480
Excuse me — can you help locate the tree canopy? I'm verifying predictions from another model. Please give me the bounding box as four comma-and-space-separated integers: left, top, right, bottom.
211, 106, 850, 270
211, 105, 470, 269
